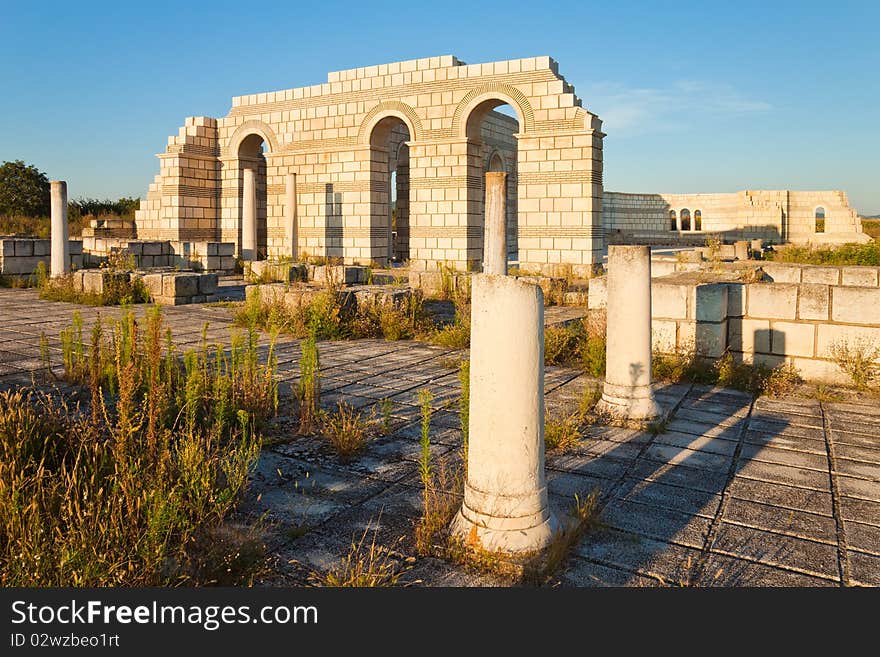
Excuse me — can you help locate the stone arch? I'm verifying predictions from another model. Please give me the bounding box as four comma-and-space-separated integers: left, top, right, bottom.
815, 206, 826, 233
486, 149, 507, 172
452, 83, 535, 137
680, 208, 692, 232
358, 100, 422, 145
223, 120, 279, 157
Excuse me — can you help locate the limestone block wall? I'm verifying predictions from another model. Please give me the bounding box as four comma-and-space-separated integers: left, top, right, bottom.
602, 190, 867, 246
79, 237, 235, 272
137, 55, 604, 275
0, 238, 83, 275
589, 273, 880, 384
786, 190, 865, 243
135, 117, 221, 242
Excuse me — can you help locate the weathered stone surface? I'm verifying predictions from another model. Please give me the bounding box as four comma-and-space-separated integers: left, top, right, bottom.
831, 286, 880, 325
695, 283, 728, 323
198, 273, 219, 295
798, 284, 830, 321
771, 321, 816, 357
652, 281, 689, 319
162, 273, 198, 298
802, 266, 840, 285
841, 267, 878, 287
747, 283, 798, 319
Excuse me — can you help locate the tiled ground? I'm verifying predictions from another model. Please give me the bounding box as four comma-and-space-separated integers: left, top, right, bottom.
1, 286, 878, 587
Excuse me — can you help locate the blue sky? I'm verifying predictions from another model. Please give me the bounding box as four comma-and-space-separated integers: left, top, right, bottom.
2, 1, 878, 214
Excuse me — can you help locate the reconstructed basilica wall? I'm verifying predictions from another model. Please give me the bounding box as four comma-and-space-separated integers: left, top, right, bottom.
134, 54, 868, 273
135, 55, 603, 275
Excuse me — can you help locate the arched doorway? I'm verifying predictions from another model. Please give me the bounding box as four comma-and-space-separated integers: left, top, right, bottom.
464, 99, 520, 272
368, 116, 412, 266
815, 206, 826, 233
680, 208, 691, 232
237, 134, 268, 260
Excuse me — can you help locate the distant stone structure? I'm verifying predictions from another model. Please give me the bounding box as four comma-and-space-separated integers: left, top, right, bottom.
603, 190, 868, 246
132, 55, 869, 276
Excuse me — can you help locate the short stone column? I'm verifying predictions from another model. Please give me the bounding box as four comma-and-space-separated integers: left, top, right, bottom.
750, 238, 763, 257
451, 274, 559, 553
734, 240, 749, 261
285, 173, 298, 260
483, 172, 507, 275
595, 246, 663, 422
50, 180, 69, 277
241, 168, 257, 261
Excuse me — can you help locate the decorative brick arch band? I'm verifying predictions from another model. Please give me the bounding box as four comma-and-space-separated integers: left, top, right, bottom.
452, 83, 536, 137
358, 100, 423, 144
224, 120, 280, 157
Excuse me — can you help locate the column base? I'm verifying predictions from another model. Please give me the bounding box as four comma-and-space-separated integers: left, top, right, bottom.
594, 381, 664, 423
450, 497, 560, 555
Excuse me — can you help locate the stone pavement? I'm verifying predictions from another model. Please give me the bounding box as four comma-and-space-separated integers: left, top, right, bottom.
1, 287, 878, 586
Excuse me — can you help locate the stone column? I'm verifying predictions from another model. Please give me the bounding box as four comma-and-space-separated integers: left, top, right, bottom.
483, 172, 507, 275
241, 167, 257, 261
734, 240, 749, 260
595, 246, 663, 422
451, 274, 559, 554
750, 239, 763, 258
50, 180, 69, 277
285, 173, 298, 260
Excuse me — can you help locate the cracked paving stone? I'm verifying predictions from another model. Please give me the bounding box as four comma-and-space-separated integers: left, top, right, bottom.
599, 498, 711, 549
710, 522, 840, 581
628, 459, 729, 494
696, 553, 836, 587
844, 520, 880, 556
836, 475, 880, 501
573, 527, 704, 585
727, 478, 833, 516
612, 477, 722, 518
556, 558, 659, 587
733, 459, 831, 490
839, 496, 880, 526
722, 497, 838, 544
849, 551, 880, 586
653, 431, 739, 457
643, 443, 732, 472
738, 444, 829, 471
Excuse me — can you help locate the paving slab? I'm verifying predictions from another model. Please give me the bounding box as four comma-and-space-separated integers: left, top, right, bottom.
1, 287, 878, 586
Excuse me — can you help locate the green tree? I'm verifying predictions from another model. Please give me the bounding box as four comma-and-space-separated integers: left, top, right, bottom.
0, 160, 50, 217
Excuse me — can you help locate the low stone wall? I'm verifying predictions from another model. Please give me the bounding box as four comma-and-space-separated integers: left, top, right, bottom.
589, 272, 880, 383
648, 256, 880, 289
67, 269, 219, 305
0, 238, 83, 275
81, 237, 236, 272
245, 282, 415, 316
140, 271, 220, 305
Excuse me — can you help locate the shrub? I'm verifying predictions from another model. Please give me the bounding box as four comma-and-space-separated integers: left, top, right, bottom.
544, 324, 585, 365
544, 413, 581, 451
424, 291, 471, 349
237, 287, 428, 342
828, 337, 880, 389
319, 401, 373, 461
297, 332, 321, 434
311, 521, 401, 587
0, 307, 274, 586
767, 242, 880, 267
